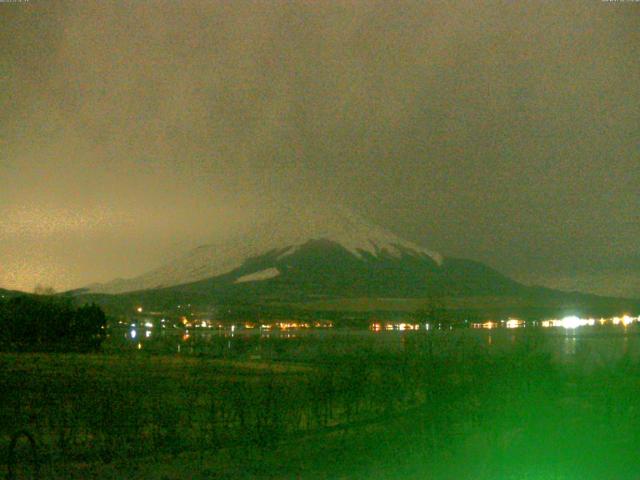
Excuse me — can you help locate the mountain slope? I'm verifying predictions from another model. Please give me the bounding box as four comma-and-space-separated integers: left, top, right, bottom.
87, 206, 441, 294
82, 236, 525, 309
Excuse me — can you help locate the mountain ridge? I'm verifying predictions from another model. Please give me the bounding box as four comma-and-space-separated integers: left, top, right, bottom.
86, 206, 441, 294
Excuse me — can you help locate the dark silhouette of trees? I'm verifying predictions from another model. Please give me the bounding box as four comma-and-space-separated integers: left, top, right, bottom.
71, 303, 108, 350
33, 284, 56, 295
0, 295, 106, 352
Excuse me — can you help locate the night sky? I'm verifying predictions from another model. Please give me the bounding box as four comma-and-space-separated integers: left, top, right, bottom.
1, 1, 638, 297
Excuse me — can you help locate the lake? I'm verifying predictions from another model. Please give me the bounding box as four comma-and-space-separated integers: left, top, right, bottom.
108, 319, 640, 368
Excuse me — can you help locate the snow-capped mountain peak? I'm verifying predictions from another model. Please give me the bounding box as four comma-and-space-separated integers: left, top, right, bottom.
86, 205, 441, 294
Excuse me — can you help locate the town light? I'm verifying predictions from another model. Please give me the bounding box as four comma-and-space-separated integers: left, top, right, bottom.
561, 316, 582, 329
506, 318, 523, 329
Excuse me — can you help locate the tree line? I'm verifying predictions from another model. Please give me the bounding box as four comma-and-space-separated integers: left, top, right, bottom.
0, 295, 107, 352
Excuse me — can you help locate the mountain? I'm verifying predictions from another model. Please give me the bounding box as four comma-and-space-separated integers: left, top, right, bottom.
86, 206, 442, 294
132, 239, 522, 300
80, 206, 639, 319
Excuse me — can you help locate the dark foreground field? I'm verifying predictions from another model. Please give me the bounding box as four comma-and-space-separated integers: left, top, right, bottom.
3, 332, 640, 479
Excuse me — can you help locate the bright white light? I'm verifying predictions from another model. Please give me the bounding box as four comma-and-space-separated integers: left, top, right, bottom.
561, 316, 583, 329
136, 307, 143, 313
144, 322, 153, 328
145, 330, 151, 338
506, 319, 523, 329
130, 329, 137, 339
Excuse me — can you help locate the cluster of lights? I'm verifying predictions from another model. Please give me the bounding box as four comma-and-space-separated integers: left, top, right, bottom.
466, 315, 639, 331
193, 319, 220, 329
370, 322, 421, 332
275, 322, 311, 330
505, 318, 524, 329
181, 317, 216, 329
128, 328, 152, 340
541, 315, 638, 329
471, 321, 498, 330
541, 316, 595, 329
315, 321, 334, 328
255, 322, 333, 330
125, 304, 638, 339
612, 315, 636, 326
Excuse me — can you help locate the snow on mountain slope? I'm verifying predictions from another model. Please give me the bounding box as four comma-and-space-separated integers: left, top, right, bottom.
234, 268, 280, 284
87, 205, 441, 294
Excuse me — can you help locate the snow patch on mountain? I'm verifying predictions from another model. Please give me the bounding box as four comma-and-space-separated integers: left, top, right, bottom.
234, 268, 280, 284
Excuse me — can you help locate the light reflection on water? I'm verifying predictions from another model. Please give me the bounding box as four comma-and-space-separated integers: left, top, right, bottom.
112, 319, 640, 367
563, 334, 577, 356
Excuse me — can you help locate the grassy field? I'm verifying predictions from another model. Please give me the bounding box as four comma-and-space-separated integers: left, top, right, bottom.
3, 333, 640, 479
